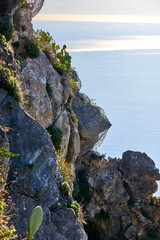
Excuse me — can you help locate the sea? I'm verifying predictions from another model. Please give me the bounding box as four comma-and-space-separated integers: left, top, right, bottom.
33, 20, 160, 196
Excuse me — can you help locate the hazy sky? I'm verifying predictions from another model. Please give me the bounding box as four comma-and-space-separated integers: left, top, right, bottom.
40, 0, 160, 15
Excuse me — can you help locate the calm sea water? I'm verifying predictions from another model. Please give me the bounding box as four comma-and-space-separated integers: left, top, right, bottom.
33, 21, 160, 195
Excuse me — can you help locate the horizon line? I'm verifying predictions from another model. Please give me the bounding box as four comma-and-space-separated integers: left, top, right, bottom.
33, 14, 160, 24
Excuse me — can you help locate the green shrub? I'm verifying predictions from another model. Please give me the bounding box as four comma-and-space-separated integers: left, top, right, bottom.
12, 41, 20, 49
127, 198, 135, 206
0, 34, 10, 55
15, 55, 24, 69
72, 179, 80, 199
46, 82, 52, 94
95, 209, 110, 221
74, 169, 92, 204
71, 113, 78, 127
68, 73, 78, 90
26, 163, 35, 171
149, 197, 157, 206
34, 30, 72, 75
57, 154, 71, 184
141, 211, 152, 221
54, 61, 67, 76
145, 225, 158, 239
47, 126, 63, 152
0, 147, 19, 158
0, 11, 13, 41
22, 25, 27, 32
34, 30, 55, 51
68, 201, 80, 216
60, 181, 71, 196
8, 101, 14, 110
0, 65, 22, 103
24, 37, 41, 58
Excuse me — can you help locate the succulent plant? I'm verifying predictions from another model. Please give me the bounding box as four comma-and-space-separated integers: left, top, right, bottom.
27, 206, 43, 240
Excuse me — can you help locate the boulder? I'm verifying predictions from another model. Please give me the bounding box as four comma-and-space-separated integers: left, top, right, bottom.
119, 151, 160, 199
73, 92, 111, 156
88, 158, 129, 205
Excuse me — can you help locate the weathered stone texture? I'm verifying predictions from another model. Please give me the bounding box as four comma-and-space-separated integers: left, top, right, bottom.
73, 92, 111, 157
119, 151, 160, 199
0, 90, 87, 240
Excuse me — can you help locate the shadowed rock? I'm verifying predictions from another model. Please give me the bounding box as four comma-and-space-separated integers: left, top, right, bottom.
73, 92, 111, 157
0, 89, 87, 240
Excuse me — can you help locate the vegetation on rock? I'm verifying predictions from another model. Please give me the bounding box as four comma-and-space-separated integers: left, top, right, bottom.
0, 34, 10, 55
57, 154, 71, 185
34, 30, 72, 75
74, 169, 92, 204
67, 200, 80, 216
0, 11, 13, 41
0, 65, 22, 103
71, 113, 78, 127
60, 181, 71, 196
46, 82, 52, 94
0, 147, 19, 239
27, 206, 43, 240
47, 126, 63, 152
23, 37, 41, 58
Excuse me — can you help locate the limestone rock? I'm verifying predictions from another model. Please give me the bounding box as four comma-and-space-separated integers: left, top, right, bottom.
61, 75, 70, 105
20, 52, 66, 128
66, 113, 80, 163
13, 5, 33, 39
119, 151, 160, 199
88, 158, 129, 205
52, 208, 87, 240
73, 92, 111, 156
54, 110, 71, 158
0, 90, 87, 240
124, 225, 137, 239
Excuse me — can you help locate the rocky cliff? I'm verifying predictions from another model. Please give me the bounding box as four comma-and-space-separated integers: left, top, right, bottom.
0, 2, 160, 240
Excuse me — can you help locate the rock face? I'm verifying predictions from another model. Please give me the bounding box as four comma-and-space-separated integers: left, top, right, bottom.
0, 0, 18, 13
20, 54, 54, 129
73, 92, 111, 157
84, 151, 160, 240
0, 89, 87, 240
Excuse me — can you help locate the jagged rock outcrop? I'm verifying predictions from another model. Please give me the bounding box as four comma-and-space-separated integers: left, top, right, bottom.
83, 151, 160, 240
119, 151, 160, 199
73, 92, 111, 157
